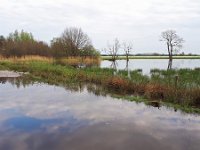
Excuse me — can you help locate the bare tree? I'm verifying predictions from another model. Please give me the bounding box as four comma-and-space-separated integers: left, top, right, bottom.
61, 27, 92, 56
107, 38, 120, 61
122, 42, 132, 78
160, 30, 184, 61
123, 42, 133, 62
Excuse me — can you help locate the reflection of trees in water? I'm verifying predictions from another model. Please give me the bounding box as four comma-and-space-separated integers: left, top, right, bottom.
63, 82, 91, 93
87, 84, 107, 97
125, 60, 131, 79
124, 60, 143, 79
110, 60, 118, 75
110, 60, 117, 70
109, 59, 178, 74
109, 60, 144, 79
168, 59, 173, 70
62, 82, 109, 97
0, 77, 35, 88
0, 77, 8, 84
1, 77, 109, 98
63, 83, 84, 92
64, 83, 108, 97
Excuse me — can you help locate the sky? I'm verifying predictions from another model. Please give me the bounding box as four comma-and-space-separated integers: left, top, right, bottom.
0, 0, 200, 54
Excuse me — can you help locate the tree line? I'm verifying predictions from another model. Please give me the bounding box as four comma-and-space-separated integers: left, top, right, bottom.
0, 27, 100, 58
0, 28, 184, 60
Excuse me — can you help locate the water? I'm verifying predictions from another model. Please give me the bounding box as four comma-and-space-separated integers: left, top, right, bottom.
0, 79, 200, 150
101, 59, 200, 75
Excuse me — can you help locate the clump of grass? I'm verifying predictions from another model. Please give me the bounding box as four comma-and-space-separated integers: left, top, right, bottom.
150, 68, 161, 73
129, 70, 149, 84
145, 83, 166, 99
106, 76, 129, 92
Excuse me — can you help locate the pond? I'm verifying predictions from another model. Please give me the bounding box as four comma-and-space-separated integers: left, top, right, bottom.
101, 59, 200, 75
0, 78, 200, 150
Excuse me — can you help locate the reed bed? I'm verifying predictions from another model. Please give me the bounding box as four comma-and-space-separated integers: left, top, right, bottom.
0, 55, 53, 63
55, 57, 101, 67
0, 55, 100, 67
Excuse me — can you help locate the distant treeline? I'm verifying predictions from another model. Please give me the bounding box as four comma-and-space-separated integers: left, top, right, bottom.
0, 27, 100, 58
101, 53, 200, 56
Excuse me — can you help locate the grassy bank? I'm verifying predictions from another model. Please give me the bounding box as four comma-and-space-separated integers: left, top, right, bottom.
0, 59, 200, 113
102, 55, 200, 60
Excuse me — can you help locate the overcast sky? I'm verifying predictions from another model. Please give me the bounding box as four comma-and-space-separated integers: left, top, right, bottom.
0, 0, 200, 54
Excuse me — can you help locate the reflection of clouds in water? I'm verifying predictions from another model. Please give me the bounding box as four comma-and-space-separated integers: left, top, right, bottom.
0, 82, 200, 150
101, 59, 200, 75
0, 83, 91, 119
63, 122, 200, 150
0, 82, 200, 130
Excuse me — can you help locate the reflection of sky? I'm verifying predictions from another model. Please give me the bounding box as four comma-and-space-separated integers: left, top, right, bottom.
101, 59, 200, 75
0, 82, 200, 150
2, 115, 87, 133
4, 116, 59, 131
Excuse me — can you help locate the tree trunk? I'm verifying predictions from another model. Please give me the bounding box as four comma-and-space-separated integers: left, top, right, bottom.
167, 43, 171, 60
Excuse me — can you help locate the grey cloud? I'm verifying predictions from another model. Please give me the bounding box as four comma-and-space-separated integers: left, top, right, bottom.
0, 0, 200, 53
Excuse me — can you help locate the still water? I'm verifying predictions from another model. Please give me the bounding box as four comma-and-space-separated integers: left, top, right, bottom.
101, 59, 200, 75
0, 79, 200, 150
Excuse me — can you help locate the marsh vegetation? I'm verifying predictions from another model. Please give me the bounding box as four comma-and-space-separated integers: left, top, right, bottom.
0, 58, 199, 113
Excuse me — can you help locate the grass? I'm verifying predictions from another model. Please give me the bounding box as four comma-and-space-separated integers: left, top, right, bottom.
0, 55, 100, 67
54, 57, 100, 67
0, 55, 54, 63
102, 55, 200, 60
0, 58, 200, 114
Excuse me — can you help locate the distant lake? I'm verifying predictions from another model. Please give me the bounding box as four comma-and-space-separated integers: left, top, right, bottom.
101, 59, 200, 75
0, 78, 200, 150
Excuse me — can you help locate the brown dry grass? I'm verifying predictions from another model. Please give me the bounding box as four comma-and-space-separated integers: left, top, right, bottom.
145, 83, 166, 99
0, 55, 100, 66
107, 76, 129, 91
0, 55, 53, 63
57, 57, 100, 67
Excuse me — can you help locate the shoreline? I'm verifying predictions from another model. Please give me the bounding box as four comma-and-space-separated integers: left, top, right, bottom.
101, 55, 200, 60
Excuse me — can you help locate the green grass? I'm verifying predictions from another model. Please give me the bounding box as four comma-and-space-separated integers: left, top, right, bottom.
0, 60, 200, 114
